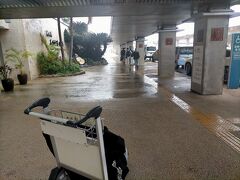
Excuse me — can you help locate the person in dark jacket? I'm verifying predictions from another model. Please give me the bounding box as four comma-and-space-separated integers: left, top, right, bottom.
126, 48, 132, 65
132, 49, 140, 68
120, 48, 126, 64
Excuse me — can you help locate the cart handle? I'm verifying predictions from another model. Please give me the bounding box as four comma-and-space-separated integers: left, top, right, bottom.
67, 106, 102, 127
24, 97, 50, 115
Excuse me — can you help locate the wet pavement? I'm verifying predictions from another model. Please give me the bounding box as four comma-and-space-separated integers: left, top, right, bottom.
0, 56, 240, 179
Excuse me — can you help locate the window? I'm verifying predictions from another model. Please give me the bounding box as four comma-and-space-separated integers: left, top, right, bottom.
146, 46, 156, 51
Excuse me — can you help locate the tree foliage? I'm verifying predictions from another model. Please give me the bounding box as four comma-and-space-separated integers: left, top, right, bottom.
40, 33, 60, 61
64, 22, 112, 63
37, 52, 80, 75
38, 33, 80, 75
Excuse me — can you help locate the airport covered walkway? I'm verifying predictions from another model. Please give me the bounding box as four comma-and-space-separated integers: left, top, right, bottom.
0, 57, 240, 179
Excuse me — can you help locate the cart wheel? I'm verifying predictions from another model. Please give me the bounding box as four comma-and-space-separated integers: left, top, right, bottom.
49, 167, 71, 180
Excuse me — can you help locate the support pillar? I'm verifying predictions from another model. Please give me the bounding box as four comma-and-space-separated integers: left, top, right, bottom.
158, 30, 176, 77
191, 14, 229, 95
136, 38, 145, 65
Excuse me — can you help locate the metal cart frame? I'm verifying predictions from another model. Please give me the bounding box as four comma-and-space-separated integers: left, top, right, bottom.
24, 97, 109, 180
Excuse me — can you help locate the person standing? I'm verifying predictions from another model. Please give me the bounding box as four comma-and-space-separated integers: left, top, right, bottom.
126, 48, 132, 65
132, 49, 140, 69
120, 48, 126, 64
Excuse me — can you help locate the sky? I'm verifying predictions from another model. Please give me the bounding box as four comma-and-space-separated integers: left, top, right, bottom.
74, 16, 111, 34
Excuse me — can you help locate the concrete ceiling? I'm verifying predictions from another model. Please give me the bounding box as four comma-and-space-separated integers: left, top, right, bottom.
0, 0, 239, 45
111, 4, 191, 44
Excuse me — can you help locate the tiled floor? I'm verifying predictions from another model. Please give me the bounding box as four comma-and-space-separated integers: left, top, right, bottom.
0, 58, 240, 179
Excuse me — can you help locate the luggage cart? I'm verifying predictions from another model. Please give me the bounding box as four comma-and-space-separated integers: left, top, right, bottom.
24, 97, 110, 180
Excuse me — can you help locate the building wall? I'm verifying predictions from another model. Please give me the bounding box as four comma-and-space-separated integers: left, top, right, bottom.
23, 19, 43, 79
0, 18, 69, 80
0, 19, 27, 79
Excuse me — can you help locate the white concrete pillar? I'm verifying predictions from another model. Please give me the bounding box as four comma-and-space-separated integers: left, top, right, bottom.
158, 30, 176, 77
191, 14, 229, 95
133, 40, 136, 50
136, 38, 145, 65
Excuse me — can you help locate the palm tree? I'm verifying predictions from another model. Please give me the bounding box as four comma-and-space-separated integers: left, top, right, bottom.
69, 17, 73, 64
57, 18, 65, 61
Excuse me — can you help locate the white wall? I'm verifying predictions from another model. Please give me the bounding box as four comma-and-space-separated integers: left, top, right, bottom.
0, 18, 69, 80
23, 19, 43, 79
23, 18, 69, 79
0, 19, 27, 80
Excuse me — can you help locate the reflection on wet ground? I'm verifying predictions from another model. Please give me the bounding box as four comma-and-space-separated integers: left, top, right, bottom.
20, 59, 239, 153
1, 58, 240, 179
4, 61, 158, 101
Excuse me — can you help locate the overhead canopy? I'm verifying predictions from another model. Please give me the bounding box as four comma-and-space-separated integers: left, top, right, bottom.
0, 0, 239, 44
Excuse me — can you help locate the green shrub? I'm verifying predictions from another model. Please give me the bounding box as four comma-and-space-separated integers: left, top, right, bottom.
40, 33, 59, 61
64, 22, 112, 63
37, 52, 81, 75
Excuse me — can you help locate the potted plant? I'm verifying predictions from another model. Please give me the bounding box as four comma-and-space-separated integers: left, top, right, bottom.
5, 48, 31, 85
0, 62, 14, 92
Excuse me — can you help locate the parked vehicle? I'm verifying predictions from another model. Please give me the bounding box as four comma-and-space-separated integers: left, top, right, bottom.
144, 46, 156, 61
176, 47, 231, 83
175, 46, 193, 75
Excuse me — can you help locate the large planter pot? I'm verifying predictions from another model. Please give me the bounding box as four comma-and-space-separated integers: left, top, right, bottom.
1, 78, 14, 92
17, 74, 28, 85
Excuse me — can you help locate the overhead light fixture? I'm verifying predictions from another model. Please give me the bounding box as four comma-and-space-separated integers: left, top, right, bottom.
152, 26, 182, 34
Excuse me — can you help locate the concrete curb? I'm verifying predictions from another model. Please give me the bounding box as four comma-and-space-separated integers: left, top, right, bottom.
39, 71, 86, 78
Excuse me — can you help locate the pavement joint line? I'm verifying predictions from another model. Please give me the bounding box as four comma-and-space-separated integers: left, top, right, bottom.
143, 75, 240, 154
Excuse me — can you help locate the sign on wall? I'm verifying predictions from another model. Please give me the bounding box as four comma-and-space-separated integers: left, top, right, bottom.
138, 44, 143, 48
211, 27, 224, 41
228, 33, 240, 89
192, 46, 204, 84
165, 38, 173, 45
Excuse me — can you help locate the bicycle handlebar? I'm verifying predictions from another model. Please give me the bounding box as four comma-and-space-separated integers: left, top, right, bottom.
24, 97, 50, 115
